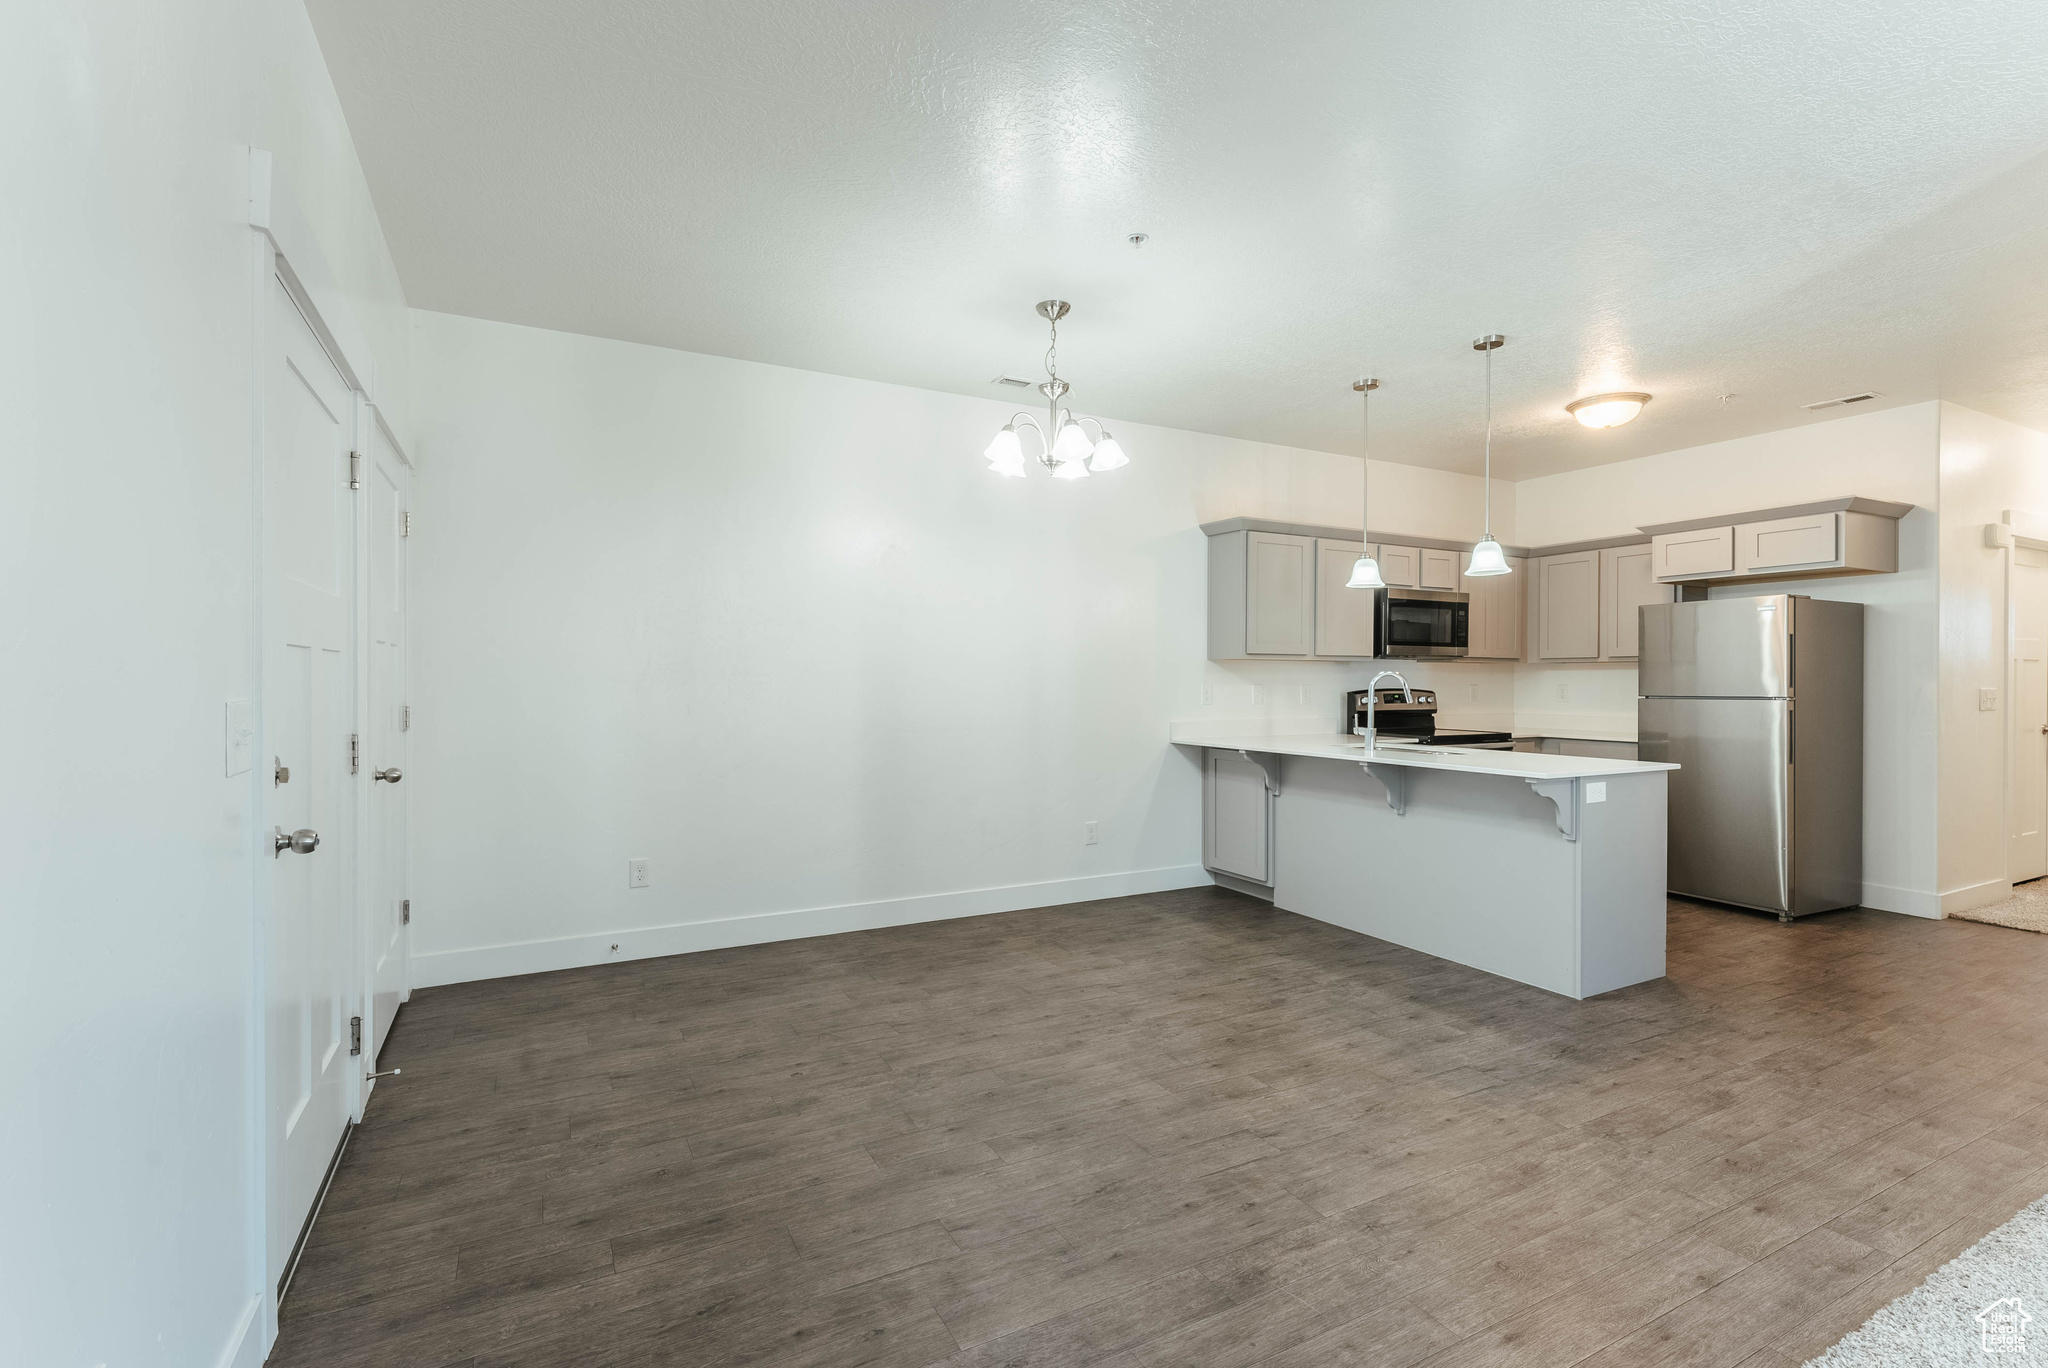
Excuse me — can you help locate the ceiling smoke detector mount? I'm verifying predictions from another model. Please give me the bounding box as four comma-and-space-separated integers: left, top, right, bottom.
1802, 391, 1883, 412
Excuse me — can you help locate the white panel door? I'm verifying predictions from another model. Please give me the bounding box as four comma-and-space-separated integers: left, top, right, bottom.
2013, 548, 2048, 882
1536, 552, 1600, 660
365, 423, 409, 1059
1245, 532, 1314, 655
264, 269, 358, 1294
1313, 539, 1374, 658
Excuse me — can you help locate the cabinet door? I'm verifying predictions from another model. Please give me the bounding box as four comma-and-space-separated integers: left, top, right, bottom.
1462, 558, 1523, 659
1536, 551, 1600, 659
1245, 532, 1314, 655
1652, 526, 1735, 580
1314, 539, 1375, 657
1734, 512, 1842, 575
1375, 543, 1419, 589
1419, 547, 1461, 590
1204, 753, 1271, 883
1599, 544, 1664, 660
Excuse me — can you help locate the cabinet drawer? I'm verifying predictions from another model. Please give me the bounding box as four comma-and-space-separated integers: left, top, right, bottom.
1735, 512, 1841, 575
1652, 526, 1735, 580
1418, 547, 1461, 590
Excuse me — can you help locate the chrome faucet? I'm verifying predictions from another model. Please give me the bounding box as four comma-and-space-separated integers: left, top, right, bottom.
1356, 670, 1413, 750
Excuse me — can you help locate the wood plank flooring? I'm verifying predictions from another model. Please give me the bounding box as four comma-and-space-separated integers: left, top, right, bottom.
271, 890, 2048, 1368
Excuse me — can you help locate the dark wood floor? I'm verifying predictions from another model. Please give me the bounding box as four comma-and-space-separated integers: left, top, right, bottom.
271, 889, 2048, 1368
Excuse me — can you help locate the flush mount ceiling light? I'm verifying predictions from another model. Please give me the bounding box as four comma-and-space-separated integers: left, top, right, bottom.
1465, 335, 1512, 577
1346, 378, 1386, 589
981, 301, 1129, 480
1565, 391, 1652, 429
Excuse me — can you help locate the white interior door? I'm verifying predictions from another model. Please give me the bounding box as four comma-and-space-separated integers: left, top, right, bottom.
2012, 547, 2048, 882
365, 421, 410, 1059
263, 266, 359, 1294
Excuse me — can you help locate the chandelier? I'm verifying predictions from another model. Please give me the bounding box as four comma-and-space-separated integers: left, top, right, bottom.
982, 301, 1129, 479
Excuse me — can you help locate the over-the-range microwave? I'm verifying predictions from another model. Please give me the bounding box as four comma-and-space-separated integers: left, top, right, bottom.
1376, 587, 1469, 659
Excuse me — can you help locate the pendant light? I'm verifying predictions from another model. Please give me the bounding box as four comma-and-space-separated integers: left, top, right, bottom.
1345, 378, 1386, 589
1465, 334, 1512, 577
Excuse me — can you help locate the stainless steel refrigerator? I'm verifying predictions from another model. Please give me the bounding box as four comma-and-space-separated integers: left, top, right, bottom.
1637, 595, 1864, 921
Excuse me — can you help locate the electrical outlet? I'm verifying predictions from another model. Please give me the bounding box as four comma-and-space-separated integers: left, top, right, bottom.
1252, 684, 1267, 705
1083, 820, 1100, 845
1587, 782, 1608, 804
1980, 688, 2000, 712
1297, 685, 1308, 705
628, 858, 651, 889
1202, 681, 1213, 706
1556, 683, 1568, 702
1466, 684, 1477, 702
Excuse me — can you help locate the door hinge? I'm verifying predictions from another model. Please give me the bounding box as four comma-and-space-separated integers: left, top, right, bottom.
349, 733, 360, 774
402, 704, 411, 732
349, 1015, 363, 1057
402, 509, 412, 537
401, 898, 411, 925
349, 451, 362, 490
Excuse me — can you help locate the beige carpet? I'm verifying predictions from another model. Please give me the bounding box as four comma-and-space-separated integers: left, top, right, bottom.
1949, 879, 2048, 933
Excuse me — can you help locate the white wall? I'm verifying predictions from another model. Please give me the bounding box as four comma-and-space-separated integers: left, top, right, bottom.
2, 5, 406, 1365
1512, 403, 1943, 913
1936, 402, 2048, 911
405, 310, 1512, 981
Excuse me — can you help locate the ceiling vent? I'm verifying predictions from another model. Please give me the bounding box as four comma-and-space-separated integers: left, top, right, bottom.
1802, 391, 1882, 412
993, 375, 1034, 388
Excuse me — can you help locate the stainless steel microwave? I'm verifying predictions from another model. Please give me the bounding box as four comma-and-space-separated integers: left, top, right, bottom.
1376, 587, 1469, 658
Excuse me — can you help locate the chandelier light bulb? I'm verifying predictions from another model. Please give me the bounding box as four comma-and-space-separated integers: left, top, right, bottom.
1049, 455, 1091, 480
984, 424, 1025, 475
1087, 432, 1128, 471
1566, 392, 1651, 429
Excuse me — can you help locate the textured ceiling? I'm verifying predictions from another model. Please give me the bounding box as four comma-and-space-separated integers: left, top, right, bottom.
308, 0, 2048, 478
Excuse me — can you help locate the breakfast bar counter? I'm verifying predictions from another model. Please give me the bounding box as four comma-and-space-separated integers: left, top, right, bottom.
1174, 730, 1679, 999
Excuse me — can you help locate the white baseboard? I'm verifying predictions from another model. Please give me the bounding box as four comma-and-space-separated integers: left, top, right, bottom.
413, 865, 1215, 987
1860, 882, 1943, 918
1939, 878, 2012, 917
216, 1296, 263, 1368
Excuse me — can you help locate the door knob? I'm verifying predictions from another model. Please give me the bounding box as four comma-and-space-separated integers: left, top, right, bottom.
273, 827, 320, 857
374, 768, 403, 783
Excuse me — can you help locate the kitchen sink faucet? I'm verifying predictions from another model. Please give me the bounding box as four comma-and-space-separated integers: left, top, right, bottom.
1357, 671, 1413, 750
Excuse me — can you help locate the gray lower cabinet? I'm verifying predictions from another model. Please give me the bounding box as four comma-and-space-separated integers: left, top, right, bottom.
1208, 529, 1316, 658
1533, 551, 1601, 660
1203, 752, 1273, 884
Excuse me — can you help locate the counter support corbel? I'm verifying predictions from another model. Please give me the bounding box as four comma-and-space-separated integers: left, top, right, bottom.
1364, 762, 1407, 815
1526, 777, 1579, 841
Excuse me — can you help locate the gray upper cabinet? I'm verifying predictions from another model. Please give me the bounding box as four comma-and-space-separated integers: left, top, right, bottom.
1534, 551, 1601, 660
1651, 526, 1734, 581
1207, 529, 1314, 658
1599, 543, 1666, 660
1373, 543, 1420, 589
1314, 538, 1375, 658
1462, 556, 1526, 659
1418, 547, 1461, 591
1645, 499, 1909, 583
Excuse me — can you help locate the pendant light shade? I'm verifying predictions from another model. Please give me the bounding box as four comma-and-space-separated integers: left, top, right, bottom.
1465, 538, 1510, 576
1049, 452, 1092, 479
1465, 334, 1514, 577
979, 301, 1131, 480
1051, 419, 1094, 465
1087, 432, 1128, 471
1346, 555, 1387, 589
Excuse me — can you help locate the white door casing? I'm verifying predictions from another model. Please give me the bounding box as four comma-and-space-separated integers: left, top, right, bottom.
2012, 547, 2048, 883
365, 419, 410, 1060
263, 266, 359, 1294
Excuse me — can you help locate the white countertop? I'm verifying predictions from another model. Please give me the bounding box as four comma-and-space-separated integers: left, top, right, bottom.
1173, 731, 1677, 780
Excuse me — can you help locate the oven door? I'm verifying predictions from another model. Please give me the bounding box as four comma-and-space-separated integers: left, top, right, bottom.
1377, 589, 1470, 658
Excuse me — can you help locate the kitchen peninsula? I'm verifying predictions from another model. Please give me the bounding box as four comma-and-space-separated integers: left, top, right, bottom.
1175, 730, 1679, 999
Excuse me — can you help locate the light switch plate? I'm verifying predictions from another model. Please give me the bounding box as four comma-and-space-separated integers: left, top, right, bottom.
628, 858, 651, 889
225, 700, 254, 777
1980, 688, 2000, 712
1586, 781, 1608, 804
